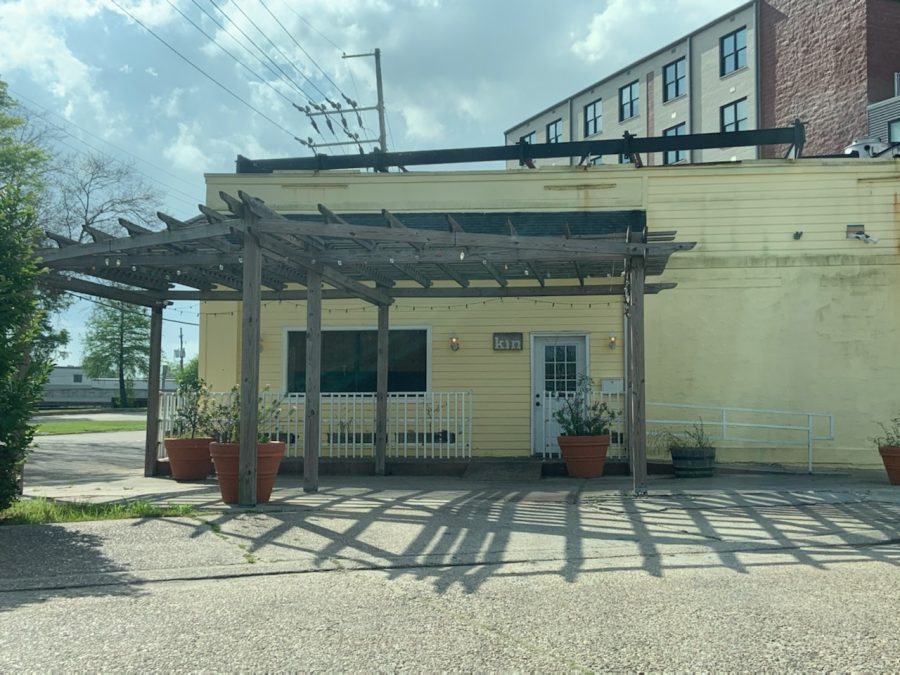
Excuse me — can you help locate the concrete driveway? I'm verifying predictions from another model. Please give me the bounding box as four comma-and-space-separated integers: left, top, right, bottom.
4, 432, 899, 670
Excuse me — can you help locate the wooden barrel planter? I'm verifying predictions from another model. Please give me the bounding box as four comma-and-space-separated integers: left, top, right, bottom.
878, 446, 900, 485
210, 441, 285, 504
670, 446, 716, 477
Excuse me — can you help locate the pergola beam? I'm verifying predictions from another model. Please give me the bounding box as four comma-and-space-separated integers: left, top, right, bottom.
303, 270, 323, 493
38, 220, 237, 262
626, 229, 648, 496
144, 304, 164, 477
42, 273, 162, 306
238, 229, 262, 506
251, 231, 393, 306
254, 217, 692, 256
158, 282, 677, 302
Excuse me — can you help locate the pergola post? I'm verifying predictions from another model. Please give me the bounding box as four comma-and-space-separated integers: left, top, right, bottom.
303, 270, 323, 493
375, 302, 389, 475
143, 303, 164, 477
238, 229, 262, 506
626, 251, 647, 495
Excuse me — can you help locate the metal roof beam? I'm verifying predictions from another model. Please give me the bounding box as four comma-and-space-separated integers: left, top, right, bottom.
235, 123, 805, 173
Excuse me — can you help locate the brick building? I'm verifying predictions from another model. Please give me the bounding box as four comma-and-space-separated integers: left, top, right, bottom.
504, 0, 900, 166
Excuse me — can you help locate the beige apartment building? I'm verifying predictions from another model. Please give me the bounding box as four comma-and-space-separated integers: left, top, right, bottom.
505, 0, 900, 167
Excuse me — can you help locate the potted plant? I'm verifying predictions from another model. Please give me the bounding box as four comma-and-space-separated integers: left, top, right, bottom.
667, 419, 716, 477
873, 416, 900, 485
207, 386, 285, 504
164, 379, 214, 481
553, 375, 617, 478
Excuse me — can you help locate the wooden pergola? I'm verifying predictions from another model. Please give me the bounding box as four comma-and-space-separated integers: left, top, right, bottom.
37, 190, 696, 504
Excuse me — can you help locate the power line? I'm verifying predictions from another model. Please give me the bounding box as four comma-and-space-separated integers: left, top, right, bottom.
230, 0, 331, 101
107, 0, 299, 141
70, 292, 199, 326
12, 103, 198, 211
257, 0, 368, 142
275, 1, 370, 133
188, 0, 313, 103
165, 0, 297, 109
258, 0, 344, 95
10, 88, 201, 201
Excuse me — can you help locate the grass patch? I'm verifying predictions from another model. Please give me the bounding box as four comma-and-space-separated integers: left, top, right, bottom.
34, 420, 146, 435
34, 407, 146, 416
0, 498, 194, 526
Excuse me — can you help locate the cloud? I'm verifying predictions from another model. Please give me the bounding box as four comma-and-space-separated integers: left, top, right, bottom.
119, 64, 133, 74
163, 122, 206, 173
399, 103, 445, 142
145, 66, 159, 77
572, 0, 740, 64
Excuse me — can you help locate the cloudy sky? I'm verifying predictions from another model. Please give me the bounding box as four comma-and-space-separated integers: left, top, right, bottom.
0, 0, 743, 369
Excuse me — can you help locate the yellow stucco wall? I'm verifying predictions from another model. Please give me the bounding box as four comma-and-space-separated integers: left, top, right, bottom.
201, 159, 900, 467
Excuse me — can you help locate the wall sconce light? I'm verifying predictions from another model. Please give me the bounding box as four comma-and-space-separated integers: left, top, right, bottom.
449, 335, 460, 352
608, 335, 617, 350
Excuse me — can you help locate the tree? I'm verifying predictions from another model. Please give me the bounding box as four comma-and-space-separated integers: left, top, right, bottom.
47, 153, 162, 241
0, 79, 64, 511
0, 185, 51, 510
175, 355, 200, 390
81, 300, 151, 407
0, 80, 48, 189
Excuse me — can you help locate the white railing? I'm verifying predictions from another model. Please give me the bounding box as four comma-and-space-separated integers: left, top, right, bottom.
645, 402, 834, 473
159, 391, 473, 461
539, 391, 626, 459
540, 394, 833, 471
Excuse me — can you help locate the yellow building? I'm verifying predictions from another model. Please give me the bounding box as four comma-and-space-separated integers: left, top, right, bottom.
201, 158, 899, 470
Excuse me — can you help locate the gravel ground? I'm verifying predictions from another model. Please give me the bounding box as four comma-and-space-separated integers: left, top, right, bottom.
1, 550, 898, 672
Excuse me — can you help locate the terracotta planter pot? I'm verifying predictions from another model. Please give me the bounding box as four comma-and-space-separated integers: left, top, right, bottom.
209, 441, 285, 504
878, 445, 900, 485
557, 434, 610, 478
164, 437, 214, 481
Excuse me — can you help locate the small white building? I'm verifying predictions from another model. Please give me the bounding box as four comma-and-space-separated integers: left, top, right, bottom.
42, 366, 176, 407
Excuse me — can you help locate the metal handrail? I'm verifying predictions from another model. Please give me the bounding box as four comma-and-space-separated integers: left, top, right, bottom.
646, 401, 834, 473
540, 394, 834, 472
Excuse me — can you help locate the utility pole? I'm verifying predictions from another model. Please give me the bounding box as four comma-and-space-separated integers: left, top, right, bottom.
304, 48, 388, 153
178, 327, 184, 371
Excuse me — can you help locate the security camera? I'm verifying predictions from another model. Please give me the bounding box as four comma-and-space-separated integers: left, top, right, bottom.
851, 232, 879, 244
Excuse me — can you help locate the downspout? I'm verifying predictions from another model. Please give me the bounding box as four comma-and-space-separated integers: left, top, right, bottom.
568, 96, 575, 166
754, 0, 761, 159
623, 304, 631, 472
687, 34, 694, 161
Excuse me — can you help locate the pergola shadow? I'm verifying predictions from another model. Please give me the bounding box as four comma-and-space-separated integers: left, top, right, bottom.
198, 486, 900, 594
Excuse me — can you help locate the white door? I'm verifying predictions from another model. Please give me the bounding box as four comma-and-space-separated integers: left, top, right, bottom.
532, 335, 587, 456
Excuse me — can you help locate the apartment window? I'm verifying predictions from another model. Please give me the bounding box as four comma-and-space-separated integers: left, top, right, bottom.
663, 123, 687, 164
619, 80, 639, 121
889, 118, 900, 143
287, 329, 427, 393
584, 98, 602, 136
720, 26, 747, 76
519, 131, 535, 144
720, 98, 748, 132
546, 118, 562, 143
73, 374, 83, 383
663, 58, 686, 102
